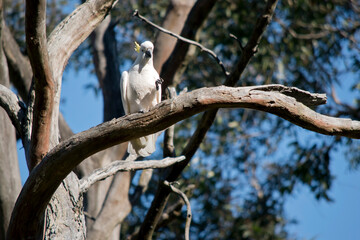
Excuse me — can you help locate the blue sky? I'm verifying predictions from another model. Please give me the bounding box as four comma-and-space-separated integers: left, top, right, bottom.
16, 67, 360, 240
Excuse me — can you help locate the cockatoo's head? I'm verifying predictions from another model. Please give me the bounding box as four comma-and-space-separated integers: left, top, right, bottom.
134, 41, 154, 64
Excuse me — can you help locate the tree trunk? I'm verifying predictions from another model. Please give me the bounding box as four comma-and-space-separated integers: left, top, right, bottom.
44, 173, 85, 240
0, 12, 22, 238
153, 0, 195, 72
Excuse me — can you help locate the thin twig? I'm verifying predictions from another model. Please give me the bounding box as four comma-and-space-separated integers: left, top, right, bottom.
133, 9, 230, 77
79, 156, 186, 193
229, 33, 244, 51
164, 181, 192, 240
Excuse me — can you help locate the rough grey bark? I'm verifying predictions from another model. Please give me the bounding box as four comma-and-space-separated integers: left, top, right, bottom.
0, 3, 22, 237
44, 173, 86, 240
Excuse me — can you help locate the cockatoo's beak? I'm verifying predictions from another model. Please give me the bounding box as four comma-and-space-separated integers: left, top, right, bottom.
145, 50, 152, 58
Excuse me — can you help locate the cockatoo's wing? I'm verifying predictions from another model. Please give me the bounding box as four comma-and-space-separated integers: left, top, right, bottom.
120, 71, 130, 115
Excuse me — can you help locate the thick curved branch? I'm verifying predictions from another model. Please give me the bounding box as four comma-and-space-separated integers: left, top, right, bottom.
26, 0, 55, 170
8, 84, 360, 239
0, 85, 25, 138
80, 156, 186, 193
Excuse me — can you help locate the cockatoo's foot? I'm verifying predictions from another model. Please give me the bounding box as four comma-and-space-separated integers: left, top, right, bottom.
155, 78, 164, 90
138, 109, 145, 113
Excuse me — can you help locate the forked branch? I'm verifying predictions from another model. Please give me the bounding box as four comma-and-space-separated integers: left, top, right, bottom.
164, 181, 192, 240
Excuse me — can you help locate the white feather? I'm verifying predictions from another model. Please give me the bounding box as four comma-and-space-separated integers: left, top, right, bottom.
120, 41, 162, 158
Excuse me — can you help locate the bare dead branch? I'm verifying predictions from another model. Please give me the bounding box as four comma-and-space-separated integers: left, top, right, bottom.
164, 181, 192, 240
79, 156, 186, 193
8, 83, 360, 240
25, 0, 55, 170
133, 9, 229, 77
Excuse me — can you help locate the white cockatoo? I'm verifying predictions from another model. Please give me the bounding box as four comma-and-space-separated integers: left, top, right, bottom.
120, 41, 163, 158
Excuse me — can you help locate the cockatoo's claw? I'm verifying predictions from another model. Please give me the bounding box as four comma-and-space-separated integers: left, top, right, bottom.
155, 78, 164, 91
138, 109, 145, 113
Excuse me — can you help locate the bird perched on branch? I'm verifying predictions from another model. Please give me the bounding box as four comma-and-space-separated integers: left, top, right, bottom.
120, 41, 163, 158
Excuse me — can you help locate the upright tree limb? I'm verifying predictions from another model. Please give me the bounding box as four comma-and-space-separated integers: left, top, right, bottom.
26, 0, 55, 171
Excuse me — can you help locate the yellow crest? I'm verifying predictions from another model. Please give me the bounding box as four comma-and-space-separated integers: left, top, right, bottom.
134, 41, 141, 53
